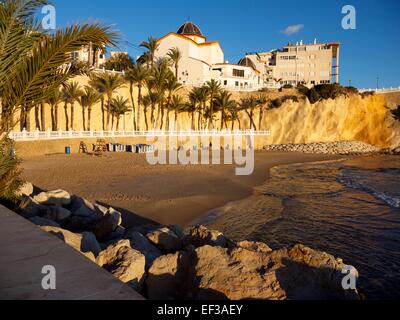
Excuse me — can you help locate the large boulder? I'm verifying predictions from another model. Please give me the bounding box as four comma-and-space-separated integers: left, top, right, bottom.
41, 206, 71, 223
92, 208, 122, 241
34, 189, 71, 206
96, 240, 145, 292
146, 227, 182, 253
236, 240, 272, 253
128, 231, 162, 268
81, 232, 102, 257
146, 249, 193, 300
69, 196, 102, 220
186, 225, 232, 248
16, 182, 34, 198
189, 244, 360, 300
40, 226, 99, 262
29, 216, 60, 228
19, 196, 45, 218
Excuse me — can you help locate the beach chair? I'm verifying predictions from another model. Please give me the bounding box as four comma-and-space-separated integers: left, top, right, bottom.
94, 139, 108, 155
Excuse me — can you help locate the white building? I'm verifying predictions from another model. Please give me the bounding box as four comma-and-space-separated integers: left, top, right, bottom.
70, 43, 106, 68
155, 22, 262, 90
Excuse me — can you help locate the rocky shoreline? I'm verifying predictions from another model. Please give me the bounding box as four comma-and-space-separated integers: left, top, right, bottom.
16, 183, 361, 300
263, 141, 383, 155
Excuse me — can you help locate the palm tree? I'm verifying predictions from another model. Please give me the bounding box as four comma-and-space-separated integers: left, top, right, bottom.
205, 79, 221, 129
64, 82, 83, 130
167, 47, 182, 79
256, 94, 268, 130
227, 106, 241, 130
214, 90, 236, 130
0, 0, 117, 135
141, 95, 151, 131
165, 76, 182, 130
239, 96, 259, 130
140, 36, 159, 69
89, 73, 125, 130
80, 86, 101, 131
46, 88, 62, 131
0, 0, 117, 200
110, 96, 130, 131
61, 85, 71, 131
169, 95, 185, 131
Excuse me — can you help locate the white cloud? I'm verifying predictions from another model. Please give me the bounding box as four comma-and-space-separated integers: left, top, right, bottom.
282, 24, 304, 36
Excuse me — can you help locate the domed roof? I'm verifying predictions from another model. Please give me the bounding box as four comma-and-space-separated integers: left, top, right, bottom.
238, 57, 257, 70
177, 22, 203, 37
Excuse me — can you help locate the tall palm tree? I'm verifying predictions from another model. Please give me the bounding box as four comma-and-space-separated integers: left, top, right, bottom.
256, 94, 268, 130
89, 73, 125, 130
167, 47, 182, 79
61, 84, 71, 131
169, 94, 185, 131
79, 86, 101, 131
140, 36, 159, 69
214, 90, 236, 130
64, 82, 83, 130
0, 0, 117, 135
205, 79, 221, 129
141, 94, 151, 131
110, 96, 130, 131
46, 88, 62, 131
165, 76, 182, 130
239, 96, 259, 130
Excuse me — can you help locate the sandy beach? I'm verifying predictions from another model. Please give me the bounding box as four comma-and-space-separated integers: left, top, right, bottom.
21, 151, 343, 227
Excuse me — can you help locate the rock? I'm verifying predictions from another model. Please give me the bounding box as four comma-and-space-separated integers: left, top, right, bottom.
93, 203, 108, 216
189, 244, 360, 300
236, 240, 272, 253
18, 196, 45, 218
29, 216, 61, 228
128, 231, 162, 268
96, 240, 145, 292
64, 215, 95, 233
40, 226, 97, 262
103, 226, 126, 243
92, 209, 122, 241
34, 189, 71, 206
42, 206, 71, 223
146, 249, 193, 300
127, 224, 160, 236
168, 224, 186, 240
81, 232, 101, 257
186, 225, 232, 248
16, 182, 34, 198
69, 196, 101, 220
146, 227, 182, 253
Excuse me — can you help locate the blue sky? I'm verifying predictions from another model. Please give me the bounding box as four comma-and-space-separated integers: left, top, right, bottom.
51, 0, 400, 88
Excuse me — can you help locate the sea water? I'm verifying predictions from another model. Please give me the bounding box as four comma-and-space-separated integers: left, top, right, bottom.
194, 156, 400, 299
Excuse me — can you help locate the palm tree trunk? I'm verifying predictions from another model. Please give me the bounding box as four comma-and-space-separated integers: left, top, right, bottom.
40, 103, 45, 131
116, 117, 120, 131
150, 104, 155, 129
51, 106, 55, 131
34, 105, 40, 130
106, 96, 112, 130
101, 98, 105, 131
87, 107, 92, 131
220, 109, 225, 130
64, 102, 69, 131
137, 86, 142, 131
111, 115, 114, 131
129, 83, 136, 131
159, 102, 165, 130
191, 112, 195, 130
174, 111, 178, 131
259, 108, 264, 130
82, 105, 86, 131
54, 105, 59, 130
70, 102, 75, 130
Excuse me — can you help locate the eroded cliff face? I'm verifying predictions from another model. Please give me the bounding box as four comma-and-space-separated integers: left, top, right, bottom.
255, 94, 400, 148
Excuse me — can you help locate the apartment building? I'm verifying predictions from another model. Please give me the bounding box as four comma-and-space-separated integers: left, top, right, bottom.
70, 43, 106, 68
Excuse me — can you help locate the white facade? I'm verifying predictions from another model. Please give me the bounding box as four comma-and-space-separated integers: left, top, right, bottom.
155, 22, 262, 90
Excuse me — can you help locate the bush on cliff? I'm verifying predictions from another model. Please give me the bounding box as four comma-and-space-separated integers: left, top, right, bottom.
270, 95, 299, 109
392, 106, 400, 121
299, 84, 361, 104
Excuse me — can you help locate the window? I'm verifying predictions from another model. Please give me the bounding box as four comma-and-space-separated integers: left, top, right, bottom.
233, 69, 245, 77
235, 81, 239, 87
224, 80, 228, 86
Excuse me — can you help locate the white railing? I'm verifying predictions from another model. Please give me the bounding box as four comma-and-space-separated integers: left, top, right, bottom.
9, 129, 271, 142
359, 87, 400, 93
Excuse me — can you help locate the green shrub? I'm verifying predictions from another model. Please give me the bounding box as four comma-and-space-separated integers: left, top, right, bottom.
0, 139, 23, 202
282, 84, 293, 89
269, 95, 299, 109
361, 91, 375, 98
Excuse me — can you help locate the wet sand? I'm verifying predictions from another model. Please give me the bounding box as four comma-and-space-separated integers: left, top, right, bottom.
21, 151, 342, 227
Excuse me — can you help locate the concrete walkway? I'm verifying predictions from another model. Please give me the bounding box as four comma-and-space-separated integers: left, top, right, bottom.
0, 205, 144, 300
